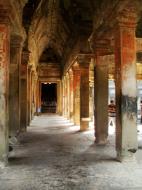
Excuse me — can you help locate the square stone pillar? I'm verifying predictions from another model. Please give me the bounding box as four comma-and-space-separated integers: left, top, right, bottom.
32, 74, 37, 117
94, 54, 108, 145
59, 81, 63, 115
114, 9, 138, 161
35, 80, 41, 115
64, 76, 68, 118
27, 66, 32, 125
0, 9, 10, 164
89, 58, 95, 121
78, 56, 90, 131
66, 73, 70, 119
20, 51, 29, 132
62, 78, 66, 117
57, 81, 63, 115
69, 69, 74, 122
72, 65, 80, 125
9, 35, 23, 136
57, 82, 60, 114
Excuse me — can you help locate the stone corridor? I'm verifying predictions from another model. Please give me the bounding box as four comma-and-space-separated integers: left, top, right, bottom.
0, 115, 142, 190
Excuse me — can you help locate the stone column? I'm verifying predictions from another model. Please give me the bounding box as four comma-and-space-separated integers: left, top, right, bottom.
66, 73, 70, 119
114, 9, 137, 161
69, 69, 74, 122
30, 70, 34, 120
35, 80, 40, 115
59, 81, 63, 115
62, 78, 65, 117
20, 51, 29, 132
39, 82, 42, 112
94, 54, 108, 144
57, 82, 60, 114
78, 56, 90, 131
0, 9, 10, 164
72, 65, 80, 125
57, 81, 62, 115
9, 35, 23, 136
89, 58, 94, 121
30, 72, 35, 119
27, 66, 32, 125
32, 74, 37, 117
64, 76, 68, 118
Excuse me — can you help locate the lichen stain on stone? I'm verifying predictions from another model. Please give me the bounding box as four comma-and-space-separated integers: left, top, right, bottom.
122, 95, 137, 120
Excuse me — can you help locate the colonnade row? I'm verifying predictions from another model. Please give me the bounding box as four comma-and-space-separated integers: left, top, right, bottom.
0, 9, 138, 165
60, 13, 138, 162
60, 45, 137, 163
0, 17, 40, 164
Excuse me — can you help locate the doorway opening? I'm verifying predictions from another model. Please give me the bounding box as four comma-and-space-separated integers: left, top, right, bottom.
41, 83, 57, 113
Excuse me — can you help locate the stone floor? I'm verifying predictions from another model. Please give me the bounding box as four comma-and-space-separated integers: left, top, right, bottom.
0, 114, 142, 190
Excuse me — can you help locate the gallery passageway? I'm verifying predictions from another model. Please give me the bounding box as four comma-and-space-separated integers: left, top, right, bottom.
0, 114, 142, 190
1, 0, 142, 189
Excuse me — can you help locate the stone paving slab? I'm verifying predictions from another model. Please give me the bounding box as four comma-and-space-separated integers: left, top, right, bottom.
0, 115, 142, 190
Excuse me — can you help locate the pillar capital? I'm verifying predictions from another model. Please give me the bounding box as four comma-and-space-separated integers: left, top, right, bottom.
0, 5, 11, 24
94, 39, 113, 56
115, 4, 137, 28
77, 54, 91, 68
77, 54, 91, 66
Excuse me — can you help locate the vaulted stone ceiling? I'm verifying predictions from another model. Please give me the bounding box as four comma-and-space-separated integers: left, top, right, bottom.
21, 0, 142, 72
22, 0, 94, 69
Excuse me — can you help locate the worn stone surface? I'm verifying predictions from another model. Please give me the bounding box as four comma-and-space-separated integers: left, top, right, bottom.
0, 115, 142, 190
114, 12, 137, 161
0, 23, 9, 163
94, 55, 108, 145
72, 66, 80, 126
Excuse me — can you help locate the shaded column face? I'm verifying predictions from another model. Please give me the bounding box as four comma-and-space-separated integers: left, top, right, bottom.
66, 74, 70, 119
56, 81, 62, 115
32, 75, 37, 117
36, 81, 41, 115
9, 36, 23, 136
62, 79, 66, 117
27, 67, 32, 125
69, 71, 73, 121
59, 81, 63, 115
89, 59, 94, 121
79, 61, 90, 131
94, 54, 108, 145
0, 17, 10, 163
73, 67, 80, 125
64, 77, 68, 117
20, 53, 28, 132
114, 10, 137, 161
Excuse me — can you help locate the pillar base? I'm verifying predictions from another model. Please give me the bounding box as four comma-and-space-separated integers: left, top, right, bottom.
80, 120, 89, 131
116, 150, 137, 162
0, 154, 8, 168
95, 139, 108, 146
0, 161, 7, 168
20, 127, 27, 133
